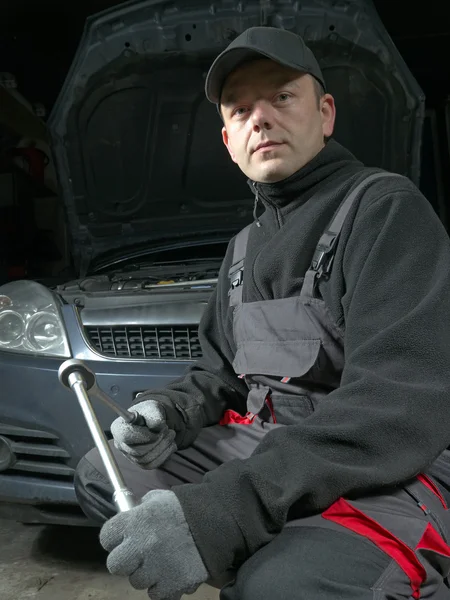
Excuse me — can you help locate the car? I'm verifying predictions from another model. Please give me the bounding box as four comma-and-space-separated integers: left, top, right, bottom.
0, 0, 447, 526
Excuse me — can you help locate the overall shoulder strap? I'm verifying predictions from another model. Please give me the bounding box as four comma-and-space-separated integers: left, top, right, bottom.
228, 224, 252, 308
303, 171, 405, 296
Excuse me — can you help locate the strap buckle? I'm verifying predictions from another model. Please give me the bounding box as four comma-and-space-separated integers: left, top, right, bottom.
311, 232, 338, 279
228, 268, 243, 294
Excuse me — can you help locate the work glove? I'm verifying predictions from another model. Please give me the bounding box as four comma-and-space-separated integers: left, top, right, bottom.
110, 399, 177, 469
99, 489, 209, 600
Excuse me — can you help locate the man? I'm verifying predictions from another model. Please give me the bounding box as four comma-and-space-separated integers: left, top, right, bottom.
75, 27, 450, 599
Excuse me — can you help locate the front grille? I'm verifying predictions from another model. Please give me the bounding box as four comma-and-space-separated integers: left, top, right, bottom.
85, 325, 203, 360
0, 423, 74, 479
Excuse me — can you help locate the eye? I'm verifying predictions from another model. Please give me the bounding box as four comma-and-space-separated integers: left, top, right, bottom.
276, 93, 291, 102
232, 106, 249, 118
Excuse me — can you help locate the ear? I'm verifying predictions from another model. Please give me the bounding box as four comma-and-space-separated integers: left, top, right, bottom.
320, 94, 336, 138
222, 126, 238, 163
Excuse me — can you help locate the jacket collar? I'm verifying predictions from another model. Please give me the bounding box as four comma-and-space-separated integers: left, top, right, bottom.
248, 140, 362, 222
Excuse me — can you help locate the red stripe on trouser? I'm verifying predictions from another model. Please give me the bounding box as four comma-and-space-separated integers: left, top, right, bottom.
417, 474, 448, 509
322, 497, 426, 599
416, 522, 450, 557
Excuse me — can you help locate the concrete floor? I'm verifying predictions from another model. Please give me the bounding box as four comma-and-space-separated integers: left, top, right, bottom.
0, 518, 220, 600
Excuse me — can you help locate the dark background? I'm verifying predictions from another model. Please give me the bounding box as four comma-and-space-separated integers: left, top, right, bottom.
1, 0, 450, 114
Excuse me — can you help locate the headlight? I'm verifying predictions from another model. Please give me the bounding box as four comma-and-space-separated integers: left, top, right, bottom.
0, 281, 70, 357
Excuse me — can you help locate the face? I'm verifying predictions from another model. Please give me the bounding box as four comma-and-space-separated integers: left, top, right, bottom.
220, 59, 336, 183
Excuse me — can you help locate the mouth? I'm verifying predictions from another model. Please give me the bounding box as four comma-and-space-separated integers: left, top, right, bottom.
254, 141, 284, 153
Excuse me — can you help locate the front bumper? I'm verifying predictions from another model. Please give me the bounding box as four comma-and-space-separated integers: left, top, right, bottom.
0, 305, 192, 525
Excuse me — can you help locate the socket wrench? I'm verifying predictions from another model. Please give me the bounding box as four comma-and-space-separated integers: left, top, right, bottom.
58, 358, 142, 512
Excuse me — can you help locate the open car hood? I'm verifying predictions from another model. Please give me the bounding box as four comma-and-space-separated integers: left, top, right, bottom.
48, 0, 424, 275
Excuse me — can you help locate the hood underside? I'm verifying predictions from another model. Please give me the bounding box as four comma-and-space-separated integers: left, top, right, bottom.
47, 0, 424, 274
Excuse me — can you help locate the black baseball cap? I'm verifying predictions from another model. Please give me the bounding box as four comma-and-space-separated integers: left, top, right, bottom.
205, 26, 326, 105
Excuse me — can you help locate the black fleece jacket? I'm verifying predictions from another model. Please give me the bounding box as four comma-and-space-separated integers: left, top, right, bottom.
134, 140, 450, 577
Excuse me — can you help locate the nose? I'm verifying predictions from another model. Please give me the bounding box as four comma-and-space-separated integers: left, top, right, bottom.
250, 100, 274, 132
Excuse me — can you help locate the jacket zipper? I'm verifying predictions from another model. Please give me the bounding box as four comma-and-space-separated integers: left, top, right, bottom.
250, 182, 283, 301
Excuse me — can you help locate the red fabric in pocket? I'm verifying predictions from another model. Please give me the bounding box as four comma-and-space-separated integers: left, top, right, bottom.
219, 410, 255, 425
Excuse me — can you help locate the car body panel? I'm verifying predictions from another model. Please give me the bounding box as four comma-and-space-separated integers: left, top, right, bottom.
47, 0, 424, 274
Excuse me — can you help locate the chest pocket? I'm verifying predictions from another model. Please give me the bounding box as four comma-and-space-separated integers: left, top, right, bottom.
232, 295, 321, 379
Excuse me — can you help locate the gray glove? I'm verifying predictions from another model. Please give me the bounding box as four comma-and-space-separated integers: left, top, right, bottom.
100, 489, 209, 600
110, 399, 177, 469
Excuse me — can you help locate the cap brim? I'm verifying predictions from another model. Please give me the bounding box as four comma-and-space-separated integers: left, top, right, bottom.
205, 46, 302, 104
